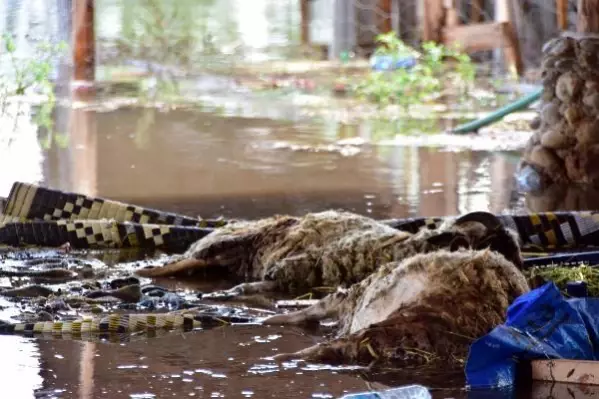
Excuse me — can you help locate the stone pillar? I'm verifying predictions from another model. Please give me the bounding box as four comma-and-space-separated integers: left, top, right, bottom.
520, 1, 599, 189
519, 33, 599, 187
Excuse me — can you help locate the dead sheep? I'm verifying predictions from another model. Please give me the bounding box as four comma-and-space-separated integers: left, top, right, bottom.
135, 210, 523, 296
263, 248, 530, 367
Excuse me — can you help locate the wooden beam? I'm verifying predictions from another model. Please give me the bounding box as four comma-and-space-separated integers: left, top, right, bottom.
441, 21, 523, 75
300, 0, 310, 45
442, 21, 505, 52
72, 0, 95, 82
422, 0, 445, 42
531, 381, 597, 397
577, 0, 599, 32
557, 0, 568, 29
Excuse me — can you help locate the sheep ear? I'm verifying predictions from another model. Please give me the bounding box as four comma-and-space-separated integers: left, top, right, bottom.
454, 211, 502, 231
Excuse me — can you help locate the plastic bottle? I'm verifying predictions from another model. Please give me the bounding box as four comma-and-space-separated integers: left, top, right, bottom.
339, 384, 432, 399
515, 164, 542, 192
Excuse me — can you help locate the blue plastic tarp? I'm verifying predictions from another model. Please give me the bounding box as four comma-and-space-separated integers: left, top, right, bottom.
465, 282, 599, 390
369, 55, 417, 71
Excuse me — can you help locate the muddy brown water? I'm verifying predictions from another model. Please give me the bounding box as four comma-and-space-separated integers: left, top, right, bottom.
36, 104, 528, 220
0, 101, 547, 399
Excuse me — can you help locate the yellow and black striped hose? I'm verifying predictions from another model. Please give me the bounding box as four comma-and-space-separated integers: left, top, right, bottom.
0, 309, 254, 341
3, 181, 599, 253
0, 182, 225, 252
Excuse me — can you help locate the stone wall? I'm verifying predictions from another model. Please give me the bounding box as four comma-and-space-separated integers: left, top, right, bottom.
521, 33, 599, 187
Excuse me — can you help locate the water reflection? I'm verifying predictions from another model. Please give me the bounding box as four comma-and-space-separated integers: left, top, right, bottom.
0, 100, 45, 196
21, 104, 525, 220
24, 325, 468, 399
0, 336, 43, 398
524, 184, 599, 213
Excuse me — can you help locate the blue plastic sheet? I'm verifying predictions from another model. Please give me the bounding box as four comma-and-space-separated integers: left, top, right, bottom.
465, 282, 599, 390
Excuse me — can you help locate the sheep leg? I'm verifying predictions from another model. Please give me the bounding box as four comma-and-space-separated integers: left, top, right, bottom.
262, 291, 346, 326
271, 337, 361, 365
135, 256, 210, 278
202, 281, 279, 300
135, 231, 260, 278
271, 342, 334, 363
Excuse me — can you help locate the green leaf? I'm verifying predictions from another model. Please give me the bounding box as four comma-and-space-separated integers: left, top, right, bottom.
3, 34, 16, 53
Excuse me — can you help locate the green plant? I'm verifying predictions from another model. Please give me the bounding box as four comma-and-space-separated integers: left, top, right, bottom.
0, 33, 67, 148
1, 34, 66, 95
373, 31, 420, 60
355, 32, 476, 113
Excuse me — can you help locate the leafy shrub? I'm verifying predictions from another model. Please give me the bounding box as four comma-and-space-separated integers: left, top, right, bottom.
0, 33, 67, 146
355, 32, 476, 112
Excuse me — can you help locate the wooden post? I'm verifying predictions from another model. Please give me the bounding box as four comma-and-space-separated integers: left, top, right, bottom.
495, 0, 523, 76
79, 342, 96, 399
379, 0, 393, 33
422, 0, 445, 42
69, 96, 98, 196
444, 0, 460, 27
577, 0, 599, 32
470, 0, 484, 23
300, 0, 310, 45
73, 0, 95, 82
557, 0, 568, 30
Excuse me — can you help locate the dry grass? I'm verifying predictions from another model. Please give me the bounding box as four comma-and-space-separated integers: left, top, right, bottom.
525, 264, 599, 297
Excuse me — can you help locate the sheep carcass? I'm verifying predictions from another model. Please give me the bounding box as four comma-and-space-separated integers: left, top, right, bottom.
135, 210, 523, 296
264, 248, 529, 367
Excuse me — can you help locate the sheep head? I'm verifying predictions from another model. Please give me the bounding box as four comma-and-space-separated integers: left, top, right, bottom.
426, 211, 523, 269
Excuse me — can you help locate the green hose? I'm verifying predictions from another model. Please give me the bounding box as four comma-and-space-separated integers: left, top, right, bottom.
451, 87, 543, 134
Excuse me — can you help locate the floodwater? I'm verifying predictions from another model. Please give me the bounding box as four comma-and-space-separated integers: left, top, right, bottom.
0, 1, 565, 398
0, 92, 535, 399
37, 103, 529, 220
